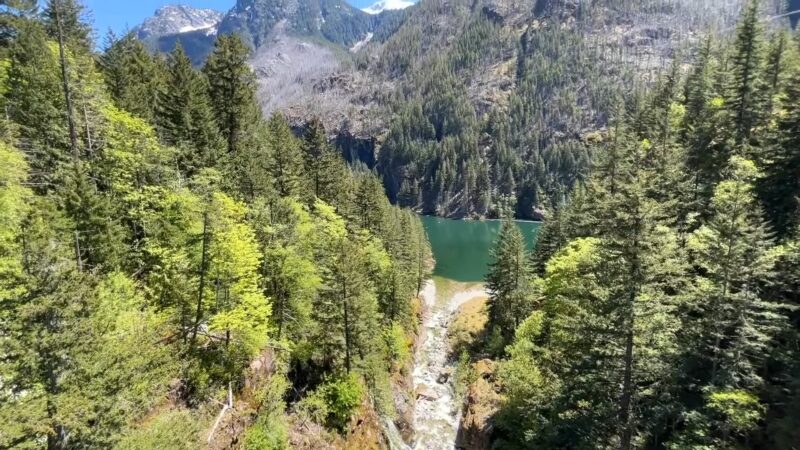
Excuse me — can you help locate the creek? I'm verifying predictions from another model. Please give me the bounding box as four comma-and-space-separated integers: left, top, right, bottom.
387, 218, 540, 449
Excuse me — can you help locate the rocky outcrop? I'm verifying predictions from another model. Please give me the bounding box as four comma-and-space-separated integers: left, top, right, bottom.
134, 5, 223, 41
456, 359, 502, 450
288, 400, 389, 450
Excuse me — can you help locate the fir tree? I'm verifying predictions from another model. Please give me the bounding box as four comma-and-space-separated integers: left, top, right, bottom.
759, 54, 800, 237
42, 0, 91, 52
676, 157, 786, 447
100, 34, 166, 123
266, 113, 306, 199
203, 34, 260, 156
155, 43, 222, 175
726, 0, 766, 146
0, 0, 36, 50
485, 218, 534, 350
5, 21, 69, 190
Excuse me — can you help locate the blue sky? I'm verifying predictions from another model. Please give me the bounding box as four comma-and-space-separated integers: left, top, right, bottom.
82, 0, 378, 36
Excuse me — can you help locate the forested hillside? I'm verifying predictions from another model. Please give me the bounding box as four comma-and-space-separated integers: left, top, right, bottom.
0, 1, 431, 448
126, 0, 796, 222
477, 2, 800, 447
371, 0, 789, 219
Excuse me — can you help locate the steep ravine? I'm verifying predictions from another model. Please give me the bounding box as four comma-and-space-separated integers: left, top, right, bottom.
387, 280, 488, 450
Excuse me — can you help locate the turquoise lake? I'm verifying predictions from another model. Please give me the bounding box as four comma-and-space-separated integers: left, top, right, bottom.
420, 216, 541, 282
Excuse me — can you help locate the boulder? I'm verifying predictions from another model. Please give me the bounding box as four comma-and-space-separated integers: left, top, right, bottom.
437, 368, 453, 384
416, 385, 440, 401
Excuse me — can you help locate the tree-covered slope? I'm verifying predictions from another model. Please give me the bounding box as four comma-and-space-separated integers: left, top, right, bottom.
477, 2, 800, 447
367, 0, 793, 219
0, 1, 431, 448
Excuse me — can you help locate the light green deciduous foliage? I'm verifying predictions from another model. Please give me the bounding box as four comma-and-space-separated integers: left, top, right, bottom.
0, 141, 31, 300
205, 192, 271, 359
251, 197, 320, 342
0, 6, 431, 448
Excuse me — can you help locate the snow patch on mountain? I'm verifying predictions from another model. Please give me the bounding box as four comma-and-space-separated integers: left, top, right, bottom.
135, 5, 223, 40
362, 0, 414, 15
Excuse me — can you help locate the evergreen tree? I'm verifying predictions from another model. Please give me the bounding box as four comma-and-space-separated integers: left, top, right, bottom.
675, 157, 786, 447
313, 203, 382, 374
726, 0, 766, 146
100, 34, 166, 123
155, 43, 222, 175
60, 162, 126, 271
681, 36, 726, 212
42, 0, 91, 52
266, 113, 306, 199
302, 118, 329, 197
759, 53, 800, 238
354, 173, 387, 234
203, 34, 260, 156
530, 206, 566, 276
5, 21, 69, 190
0, 0, 36, 50
485, 219, 534, 350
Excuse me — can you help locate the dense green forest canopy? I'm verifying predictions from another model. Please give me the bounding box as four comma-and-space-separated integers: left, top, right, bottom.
482, 1, 800, 448
370, 0, 795, 220
1, 0, 800, 448
0, 0, 431, 448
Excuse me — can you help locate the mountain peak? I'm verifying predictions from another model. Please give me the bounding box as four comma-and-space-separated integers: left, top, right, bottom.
135, 4, 224, 40
362, 0, 414, 15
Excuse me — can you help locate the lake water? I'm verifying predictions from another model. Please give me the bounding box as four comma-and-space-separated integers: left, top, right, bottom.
420, 216, 541, 282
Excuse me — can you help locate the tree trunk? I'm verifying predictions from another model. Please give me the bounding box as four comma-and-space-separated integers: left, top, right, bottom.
53, 0, 78, 159
191, 212, 209, 346
342, 275, 352, 373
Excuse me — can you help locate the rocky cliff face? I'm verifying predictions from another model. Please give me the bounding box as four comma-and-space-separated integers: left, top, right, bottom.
218, 0, 382, 49
134, 5, 223, 40
133, 5, 224, 64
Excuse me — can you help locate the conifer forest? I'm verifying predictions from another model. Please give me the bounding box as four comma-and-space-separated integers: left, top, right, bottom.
0, 0, 800, 449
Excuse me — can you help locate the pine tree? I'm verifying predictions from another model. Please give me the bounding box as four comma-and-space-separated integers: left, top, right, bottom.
314, 218, 381, 374
726, 0, 766, 146
60, 162, 126, 271
681, 36, 726, 213
485, 218, 534, 350
530, 206, 566, 276
155, 43, 222, 175
203, 34, 260, 156
0, 0, 37, 50
354, 173, 387, 234
758, 54, 800, 238
302, 118, 329, 197
676, 157, 786, 447
100, 34, 166, 123
42, 0, 91, 52
763, 30, 788, 116
266, 113, 306, 199
0, 188, 92, 449
5, 21, 69, 190
585, 132, 688, 450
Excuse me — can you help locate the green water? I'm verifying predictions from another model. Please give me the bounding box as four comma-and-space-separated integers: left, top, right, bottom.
420, 216, 541, 282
